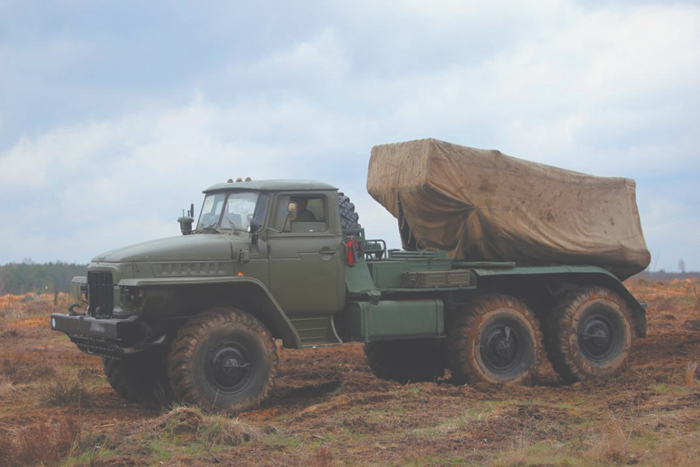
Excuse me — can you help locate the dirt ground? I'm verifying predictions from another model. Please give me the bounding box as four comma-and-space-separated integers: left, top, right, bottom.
1, 280, 699, 466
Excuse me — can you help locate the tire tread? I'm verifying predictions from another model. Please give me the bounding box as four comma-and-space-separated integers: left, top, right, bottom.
447, 295, 543, 385
167, 308, 279, 413
545, 287, 632, 383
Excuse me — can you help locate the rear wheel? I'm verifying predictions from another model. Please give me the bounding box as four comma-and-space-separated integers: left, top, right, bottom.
448, 295, 543, 385
103, 348, 173, 407
168, 308, 278, 413
545, 287, 632, 383
364, 339, 444, 384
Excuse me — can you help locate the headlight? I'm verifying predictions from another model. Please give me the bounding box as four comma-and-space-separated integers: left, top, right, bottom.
120, 287, 146, 309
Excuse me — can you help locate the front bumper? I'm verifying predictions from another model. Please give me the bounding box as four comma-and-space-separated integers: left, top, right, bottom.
50, 313, 148, 358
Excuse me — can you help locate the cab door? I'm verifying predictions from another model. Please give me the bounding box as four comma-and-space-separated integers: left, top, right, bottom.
266, 192, 345, 316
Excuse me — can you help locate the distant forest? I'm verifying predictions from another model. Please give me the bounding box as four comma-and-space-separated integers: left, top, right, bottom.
0, 262, 88, 295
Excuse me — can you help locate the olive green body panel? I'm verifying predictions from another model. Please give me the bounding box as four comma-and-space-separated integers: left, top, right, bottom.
289, 316, 342, 347
362, 259, 477, 294
345, 259, 377, 295
120, 276, 303, 349
266, 230, 345, 315
343, 300, 444, 341
262, 189, 346, 315
366, 256, 453, 289
93, 234, 236, 263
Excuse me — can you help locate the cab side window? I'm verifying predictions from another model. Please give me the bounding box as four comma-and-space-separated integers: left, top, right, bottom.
272, 195, 327, 233
302, 198, 326, 223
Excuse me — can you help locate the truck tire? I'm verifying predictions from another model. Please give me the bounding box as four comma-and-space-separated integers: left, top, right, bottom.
103, 348, 173, 406
448, 295, 543, 385
364, 339, 444, 384
545, 287, 632, 383
338, 192, 361, 229
167, 308, 278, 413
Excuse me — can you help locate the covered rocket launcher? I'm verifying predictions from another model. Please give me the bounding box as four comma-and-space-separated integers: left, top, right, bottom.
367, 139, 651, 280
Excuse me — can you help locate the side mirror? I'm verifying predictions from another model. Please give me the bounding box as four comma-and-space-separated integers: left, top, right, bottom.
250, 218, 261, 233
287, 202, 298, 220
178, 216, 194, 235
178, 203, 195, 235
280, 201, 298, 233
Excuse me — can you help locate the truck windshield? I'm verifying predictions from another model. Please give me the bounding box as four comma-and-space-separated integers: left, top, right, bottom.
196, 191, 262, 232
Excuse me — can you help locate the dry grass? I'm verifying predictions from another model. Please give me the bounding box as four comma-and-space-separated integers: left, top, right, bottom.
0, 416, 81, 467
686, 361, 698, 386
691, 284, 700, 310
1, 282, 700, 466
312, 445, 333, 467
1, 350, 56, 384
151, 406, 265, 447
0, 293, 71, 323
68, 407, 268, 466
40, 376, 88, 406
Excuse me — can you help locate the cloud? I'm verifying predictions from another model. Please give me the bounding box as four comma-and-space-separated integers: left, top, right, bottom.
0, 94, 380, 262
642, 198, 700, 271
357, 2, 700, 175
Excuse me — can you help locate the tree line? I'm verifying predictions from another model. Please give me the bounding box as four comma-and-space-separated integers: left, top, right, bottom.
0, 262, 88, 295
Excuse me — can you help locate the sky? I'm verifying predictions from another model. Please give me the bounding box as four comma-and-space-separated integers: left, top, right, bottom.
1, 0, 699, 271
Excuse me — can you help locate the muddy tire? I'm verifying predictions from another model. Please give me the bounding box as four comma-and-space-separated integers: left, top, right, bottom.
545, 287, 632, 383
448, 295, 543, 385
338, 192, 360, 230
168, 308, 278, 413
103, 348, 173, 406
364, 339, 444, 384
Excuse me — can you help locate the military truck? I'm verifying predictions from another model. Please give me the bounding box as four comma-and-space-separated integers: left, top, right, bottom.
51, 140, 650, 413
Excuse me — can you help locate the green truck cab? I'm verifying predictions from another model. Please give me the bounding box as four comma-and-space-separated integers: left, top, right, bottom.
51, 178, 647, 413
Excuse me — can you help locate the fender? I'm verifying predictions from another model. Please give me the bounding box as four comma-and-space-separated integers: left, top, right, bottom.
469, 265, 647, 338
119, 276, 303, 348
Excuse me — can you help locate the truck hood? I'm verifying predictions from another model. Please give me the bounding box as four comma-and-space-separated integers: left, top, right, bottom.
92, 234, 238, 262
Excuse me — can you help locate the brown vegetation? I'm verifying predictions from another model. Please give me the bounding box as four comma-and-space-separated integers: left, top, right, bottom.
0, 281, 698, 466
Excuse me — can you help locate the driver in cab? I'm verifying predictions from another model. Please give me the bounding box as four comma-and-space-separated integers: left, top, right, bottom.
291, 198, 316, 222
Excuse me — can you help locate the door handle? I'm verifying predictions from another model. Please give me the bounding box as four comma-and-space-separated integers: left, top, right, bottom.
319, 247, 336, 255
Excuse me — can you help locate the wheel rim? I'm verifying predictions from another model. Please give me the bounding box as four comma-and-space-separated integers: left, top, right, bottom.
578, 314, 617, 361
480, 320, 525, 374
205, 343, 253, 393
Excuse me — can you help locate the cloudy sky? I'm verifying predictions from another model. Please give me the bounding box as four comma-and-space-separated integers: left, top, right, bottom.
1, 0, 698, 271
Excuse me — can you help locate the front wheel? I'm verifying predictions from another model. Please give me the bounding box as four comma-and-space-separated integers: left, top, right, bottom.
448, 295, 543, 385
545, 287, 632, 383
168, 308, 279, 413
103, 348, 173, 406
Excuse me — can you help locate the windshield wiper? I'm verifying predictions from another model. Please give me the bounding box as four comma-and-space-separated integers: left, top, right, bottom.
220, 216, 249, 235
193, 220, 221, 234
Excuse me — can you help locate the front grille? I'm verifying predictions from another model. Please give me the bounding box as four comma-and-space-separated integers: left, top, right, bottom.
88, 271, 114, 318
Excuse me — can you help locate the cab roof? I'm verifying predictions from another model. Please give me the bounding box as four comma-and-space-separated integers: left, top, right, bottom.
203, 179, 337, 193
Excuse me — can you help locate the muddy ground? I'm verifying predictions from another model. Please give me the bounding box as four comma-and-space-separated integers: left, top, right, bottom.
1, 280, 699, 466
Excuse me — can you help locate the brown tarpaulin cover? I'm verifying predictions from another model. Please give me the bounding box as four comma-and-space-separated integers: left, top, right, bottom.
367, 139, 651, 280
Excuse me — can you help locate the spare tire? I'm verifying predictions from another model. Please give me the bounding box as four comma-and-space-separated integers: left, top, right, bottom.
338, 192, 360, 230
